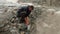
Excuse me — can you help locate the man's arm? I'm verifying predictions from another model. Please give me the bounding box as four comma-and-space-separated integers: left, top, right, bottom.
25, 17, 29, 25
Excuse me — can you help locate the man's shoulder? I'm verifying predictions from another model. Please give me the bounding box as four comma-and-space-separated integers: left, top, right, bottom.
17, 6, 28, 12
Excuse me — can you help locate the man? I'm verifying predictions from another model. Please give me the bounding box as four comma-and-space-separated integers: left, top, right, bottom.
17, 5, 34, 30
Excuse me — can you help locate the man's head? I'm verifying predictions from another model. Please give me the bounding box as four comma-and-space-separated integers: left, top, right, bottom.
28, 5, 34, 11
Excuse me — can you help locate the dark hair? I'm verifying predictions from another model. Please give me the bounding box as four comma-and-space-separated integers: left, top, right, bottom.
28, 5, 34, 10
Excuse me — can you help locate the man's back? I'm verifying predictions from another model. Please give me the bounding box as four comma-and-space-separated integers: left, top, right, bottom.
17, 6, 31, 18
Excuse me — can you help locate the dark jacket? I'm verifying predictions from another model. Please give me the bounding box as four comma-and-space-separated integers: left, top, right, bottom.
17, 6, 31, 18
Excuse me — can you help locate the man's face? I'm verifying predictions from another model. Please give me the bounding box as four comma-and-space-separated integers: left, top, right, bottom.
28, 7, 33, 11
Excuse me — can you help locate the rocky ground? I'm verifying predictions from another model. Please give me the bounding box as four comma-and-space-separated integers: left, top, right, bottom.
32, 6, 60, 34
0, 0, 60, 34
